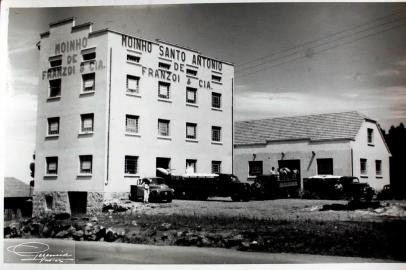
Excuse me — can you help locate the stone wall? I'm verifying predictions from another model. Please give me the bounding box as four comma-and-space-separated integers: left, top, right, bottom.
87, 192, 104, 215
32, 191, 130, 217
32, 191, 70, 216
103, 192, 130, 201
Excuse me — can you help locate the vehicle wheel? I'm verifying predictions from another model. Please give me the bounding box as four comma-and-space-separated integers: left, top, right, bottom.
166, 197, 173, 203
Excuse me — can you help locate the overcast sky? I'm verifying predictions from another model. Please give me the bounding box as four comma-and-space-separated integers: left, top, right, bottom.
5, 3, 406, 181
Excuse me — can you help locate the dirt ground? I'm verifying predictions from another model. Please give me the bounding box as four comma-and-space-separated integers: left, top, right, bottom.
115, 198, 406, 222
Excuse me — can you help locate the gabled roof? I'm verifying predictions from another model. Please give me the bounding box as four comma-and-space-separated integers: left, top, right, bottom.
4, 177, 31, 198
235, 111, 371, 145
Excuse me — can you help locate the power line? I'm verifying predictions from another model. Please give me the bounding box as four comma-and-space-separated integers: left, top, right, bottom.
237, 19, 406, 79
237, 14, 406, 74
236, 9, 406, 72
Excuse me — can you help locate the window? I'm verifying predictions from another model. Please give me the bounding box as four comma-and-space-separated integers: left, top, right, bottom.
125, 156, 138, 175
47, 117, 60, 136
127, 54, 140, 63
45, 195, 53, 210
46, 157, 58, 175
126, 75, 140, 93
186, 87, 197, 104
81, 113, 94, 133
212, 75, 222, 82
367, 128, 374, 144
49, 56, 62, 67
376, 160, 382, 176
186, 123, 197, 140
249, 161, 263, 176
126, 115, 139, 134
82, 50, 96, 61
186, 159, 197, 174
79, 155, 93, 174
212, 92, 222, 109
186, 68, 197, 77
317, 158, 333, 175
360, 158, 367, 175
158, 62, 171, 70
49, 79, 61, 98
82, 73, 95, 92
211, 161, 221, 174
158, 81, 170, 99
158, 119, 170, 137
212, 126, 222, 142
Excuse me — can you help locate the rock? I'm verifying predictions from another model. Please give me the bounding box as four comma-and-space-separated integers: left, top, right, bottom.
84, 223, 94, 235
72, 230, 84, 241
131, 220, 138, 226
67, 226, 76, 234
225, 234, 244, 248
96, 227, 106, 240
30, 223, 41, 235
198, 236, 211, 247
55, 230, 69, 238
88, 234, 97, 241
238, 241, 250, 251
90, 216, 98, 223
159, 223, 172, 231
42, 225, 53, 237
105, 229, 117, 242
161, 232, 169, 240
82, 217, 90, 221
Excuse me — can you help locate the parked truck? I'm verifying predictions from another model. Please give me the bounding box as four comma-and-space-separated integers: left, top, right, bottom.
158, 169, 251, 201
302, 175, 375, 201
250, 174, 300, 199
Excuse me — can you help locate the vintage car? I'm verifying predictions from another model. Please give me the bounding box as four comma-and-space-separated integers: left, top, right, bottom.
303, 175, 375, 201
130, 177, 174, 203
377, 184, 392, 200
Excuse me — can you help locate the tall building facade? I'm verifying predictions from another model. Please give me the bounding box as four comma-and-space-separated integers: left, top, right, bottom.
33, 17, 234, 215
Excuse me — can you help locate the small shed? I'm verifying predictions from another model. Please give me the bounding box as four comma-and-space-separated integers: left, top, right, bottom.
4, 177, 33, 219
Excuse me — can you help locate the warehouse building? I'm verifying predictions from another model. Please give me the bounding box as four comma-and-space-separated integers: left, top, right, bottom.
33, 17, 234, 215
234, 111, 391, 191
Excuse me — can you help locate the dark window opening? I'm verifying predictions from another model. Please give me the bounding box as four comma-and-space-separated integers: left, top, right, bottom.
317, 158, 334, 175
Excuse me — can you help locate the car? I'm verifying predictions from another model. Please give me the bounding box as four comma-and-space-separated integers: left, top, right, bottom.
130, 177, 174, 203
377, 184, 392, 200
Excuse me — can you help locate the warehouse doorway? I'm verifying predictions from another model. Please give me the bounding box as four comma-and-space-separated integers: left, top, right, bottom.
156, 157, 171, 176
278, 159, 301, 180
68, 192, 87, 216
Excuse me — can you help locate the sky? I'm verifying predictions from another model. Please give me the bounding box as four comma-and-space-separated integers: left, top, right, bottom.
5, 3, 406, 181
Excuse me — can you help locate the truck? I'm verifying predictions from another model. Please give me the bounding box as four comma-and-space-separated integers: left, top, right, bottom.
302, 175, 375, 201
158, 169, 251, 201
250, 174, 300, 199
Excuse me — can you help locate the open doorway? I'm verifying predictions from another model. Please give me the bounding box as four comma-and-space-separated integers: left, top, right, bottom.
68, 192, 87, 216
278, 159, 301, 180
156, 157, 171, 176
